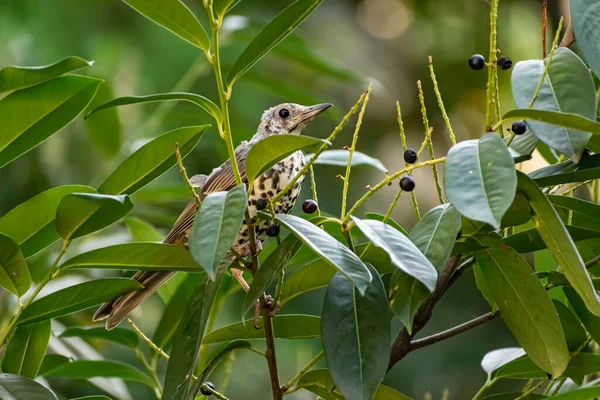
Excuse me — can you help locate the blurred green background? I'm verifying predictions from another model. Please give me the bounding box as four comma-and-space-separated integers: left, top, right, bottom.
0, 0, 567, 399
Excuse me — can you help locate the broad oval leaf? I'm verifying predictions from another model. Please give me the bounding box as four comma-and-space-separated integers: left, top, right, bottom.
444, 132, 517, 229
42, 359, 153, 387
245, 134, 327, 185
18, 278, 144, 325
85, 92, 222, 124
529, 154, 600, 187
124, 216, 163, 242
121, 0, 209, 50
97, 125, 208, 195
227, 0, 323, 86
0, 56, 93, 93
306, 149, 387, 172
475, 235, 569, 377
0, 233, 31, 296
55, 193, 133, 240
58, 326, 139, 348
571, 0, 600, 80
0, 75, 102, 168
0, 185, 95, 257
190, 184, 247, 280
481, 348, 526, 375
517, 171, 600, 317
351, 217, 437, 291
0, 373, 58, 400
279, 258, 335, 307
322, 264, 390, 400
60, 243, 202, 272
3, 321, 51, 378
203, 314, 321, 343
275, 214, 371, 295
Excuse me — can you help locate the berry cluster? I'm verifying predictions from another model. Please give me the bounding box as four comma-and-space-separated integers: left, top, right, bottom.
468, 54, 512, 71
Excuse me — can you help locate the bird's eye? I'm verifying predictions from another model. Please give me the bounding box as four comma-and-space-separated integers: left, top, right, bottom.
279, 108, 290, 118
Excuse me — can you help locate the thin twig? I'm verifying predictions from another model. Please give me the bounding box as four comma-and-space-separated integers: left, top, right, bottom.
559, 23, 575, 48
262, 305, 283, 400
397, 101, 421, 220
308, 165, 321, 217
201, 383, 230, 400
428, 56, 456, 145
175, 143, 201, 207
127, 317, 170, 360
283, 350, 324, 392
542, 0, 548, 58
485, 0, 499, 131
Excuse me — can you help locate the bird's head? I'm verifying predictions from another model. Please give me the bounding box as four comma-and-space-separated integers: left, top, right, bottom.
256, 103, 332, 138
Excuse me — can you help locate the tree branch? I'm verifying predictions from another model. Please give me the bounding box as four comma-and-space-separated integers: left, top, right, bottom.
262, 302, 283, 400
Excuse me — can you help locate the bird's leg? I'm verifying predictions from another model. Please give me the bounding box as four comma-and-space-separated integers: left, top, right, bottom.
231, 268, 250, 292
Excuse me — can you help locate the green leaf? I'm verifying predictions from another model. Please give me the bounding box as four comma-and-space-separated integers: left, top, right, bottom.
0, 373, 58, 400
0, 233, 31, 296
0, 75, 102, 168
444, 132, 517, 229
549, 195, 600, 227
305, 150, 387, 172
475, 235, 569, 376
18, 278, 144, 325
389, 273, 428, 335
37, 355, 70, 376
481, 347, 526, 375
84, 82, 121, 157
245, 134, 327, 185
500, 109, 600, 141
351, 217, 437, 291
0, 185, 95, 257
60, 242, 202, 272
529, 154, 600, 187
373, 386, 414, 400
58, 326, 139, 348
482, 394, 545, 400
203, 314, 321, 343
275, 214, 371, 295
0, 56, 93, 93
473, 261, 497, 309
517, 171, 600, 317
190, 184, 247, 280
121, 0, 209, 50
124, 216, 163, 242
495, 352, 600, 379
85, 92, 222, 124
547, 386, 600, 400
563, 287, 600, 345
504, 225, 600, 253
3, 321, 51, 378
553, 300, 587, 351
322, 264, 390, 400
571, 0, 600, 80
365, 213, 407, 235
227, 0, 323, 86
42, 360, 153, 387
279, 259, 335, 306
243, 234, 302, 316
214, 0, 242, 15
97, 125, 208, 195
55, 193, 133, 240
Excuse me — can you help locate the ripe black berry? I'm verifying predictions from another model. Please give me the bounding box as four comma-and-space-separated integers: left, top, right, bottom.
200, 382, 215, 396
399, 176, 416, 192
404, 148, 417, 164
266, 223, 280, 237
511, 121, 527, 135
302, 199, 318, 214
497, 56, 513, 70
255, 198, 268, 211
468, 54, 485, 70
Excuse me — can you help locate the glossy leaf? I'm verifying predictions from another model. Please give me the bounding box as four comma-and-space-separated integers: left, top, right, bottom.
279, 258, 335, 306
124, 216, 163, 242
0, 56, 93, 93
0, 233, 30, 296
517, 171, 600, 316
0, 185, 95, 257
322, 264, 390, 400
84, 82, 121, 157
444, 133, 516, 229
58, 326, 139, 348
190, 184, 247, 280
0, 373, 58, 400
245, 134, 327, 185
275, 214, 371, 294
18, 278, 144, 325
227, 0, 323, 85
3, 321, 51, 378
55, 192, 133, 240
571, 0, 600, 79
481, 348, 526, 375
121, 0, 209, 50
0, 75, 101, 168
60, 242, 202, 272
98, 125, 207, 195
351, 217, 437, 291
529, 154, 600, 187
305, 150, 387, 172
475, 235, 569, 376
563, 287, 600, 345
42, 360, 153, 387
86, 92, 222, 124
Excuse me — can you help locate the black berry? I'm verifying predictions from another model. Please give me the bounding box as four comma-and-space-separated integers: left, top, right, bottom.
404, 148, 417, 164
468, 54, 485, 70
200, 382, 215, 396
399, 176, 416, 192
511, 121, 527, 135
266, 223, 280, 237
255, 198, 268, 211
497, 56, 512, 70
302, 199, 318, 214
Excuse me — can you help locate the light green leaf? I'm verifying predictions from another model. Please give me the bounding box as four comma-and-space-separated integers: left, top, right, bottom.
58, 326, 139, 348
42, 360, 153, 387
84, 82, 121, 157
0, 373, 58, 400
214, 0, 242, 15
305, 150, 387, 172
571, 0, 600, 80
124, 216, 163, 242
0, 233, 31, 296
529, 154, 600, 187
3, 321, 51, 378
279, 258, 335, 307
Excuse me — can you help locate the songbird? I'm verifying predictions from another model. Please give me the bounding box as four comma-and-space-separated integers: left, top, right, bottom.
94, 102, 332, 330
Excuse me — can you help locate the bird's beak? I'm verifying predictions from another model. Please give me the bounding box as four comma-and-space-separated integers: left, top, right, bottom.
295, 103, 333, 123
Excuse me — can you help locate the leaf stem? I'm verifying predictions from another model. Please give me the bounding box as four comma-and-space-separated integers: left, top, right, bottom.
308, 166, 321, 216
472, 377, 498, 400
282, 350, 324, 392
135, 348, 163, 398
176, 143, 201, 207
127, 316, 170, 361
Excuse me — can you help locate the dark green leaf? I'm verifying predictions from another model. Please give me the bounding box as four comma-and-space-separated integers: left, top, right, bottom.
504, 225, 600, 253
553, 300, 587, 351
0, 56, 93, 93
500, 192, 532, 228
495, 352, 600, 379
42, 360, 153, 387
365, 213, 407, 235
190, 184, 247, 280
97, 125, 208, 195
279, 259, 335, 306
227, 0, 323, 86
0, 75, 102, 168
481, 347, 526, 375
322, 264, 390, 400
0, 373, 58, 400
124, 217, 163, 242
3, 321, 51, 378
58, 326, 139, 348
305, 150, 387, 172
473, 261, 497, 310
547, 386, 600, 400
529, 154, 600, 187
571, 0, 600, 80
390, 272, 428, 335
0, 233, 30, 296
84, 82, 121, 157
18, 278, 144, 325
563, 287, 600, 345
